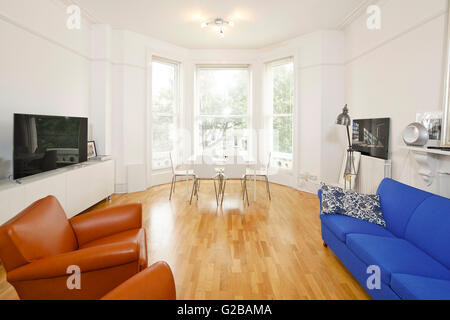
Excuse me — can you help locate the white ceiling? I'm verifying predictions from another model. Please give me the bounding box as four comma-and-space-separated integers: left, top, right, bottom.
74, 0, 366, 49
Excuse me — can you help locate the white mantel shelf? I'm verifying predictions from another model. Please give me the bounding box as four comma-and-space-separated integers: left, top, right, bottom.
403, 146, 450, 186
404, 146, 450, 156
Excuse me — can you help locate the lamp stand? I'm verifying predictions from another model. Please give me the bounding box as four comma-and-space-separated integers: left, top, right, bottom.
344, 126, 357, 190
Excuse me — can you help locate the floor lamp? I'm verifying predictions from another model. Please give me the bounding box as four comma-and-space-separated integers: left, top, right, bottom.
336, 105, 357, 190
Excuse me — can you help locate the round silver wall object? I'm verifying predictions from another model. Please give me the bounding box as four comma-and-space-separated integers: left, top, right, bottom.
403, 122, 429, 146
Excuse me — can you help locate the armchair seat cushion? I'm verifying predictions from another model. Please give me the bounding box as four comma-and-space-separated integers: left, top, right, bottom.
391, 274, 450, 300
347, 234, 450, 284
321, 214, 395, 243
81, 228, 147, 271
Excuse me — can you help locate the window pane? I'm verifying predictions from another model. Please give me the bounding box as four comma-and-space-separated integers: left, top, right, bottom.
152, 61, 176, 114
273, 62, 294, 115
273, 116, 293, 154
153, 115, 174, 152
197, 68, 249, 116
152, 115, 174, 168
198, 117, 248, 157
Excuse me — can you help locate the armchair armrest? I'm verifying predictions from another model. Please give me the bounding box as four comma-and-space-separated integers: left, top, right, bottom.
101, 262, 176, 300
8, 242, 138, 282
70, 203, 142, 246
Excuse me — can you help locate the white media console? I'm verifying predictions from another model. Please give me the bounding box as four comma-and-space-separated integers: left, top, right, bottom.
0, 160, 115, 225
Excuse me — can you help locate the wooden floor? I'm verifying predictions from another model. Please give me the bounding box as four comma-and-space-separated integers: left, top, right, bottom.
0, 181, 370, 300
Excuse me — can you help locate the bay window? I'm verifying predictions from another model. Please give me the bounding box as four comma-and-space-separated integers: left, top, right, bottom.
195, 66, 251, 158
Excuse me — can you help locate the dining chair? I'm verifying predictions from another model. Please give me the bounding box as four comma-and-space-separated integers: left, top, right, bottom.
245, 152, 272, 201
169, 152, 195, 200
222, 157, 248, 206
190, 156, 222, 206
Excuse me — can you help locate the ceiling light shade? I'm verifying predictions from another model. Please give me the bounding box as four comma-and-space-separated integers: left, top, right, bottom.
229, 20, 235, 27
201, 22, 207, 28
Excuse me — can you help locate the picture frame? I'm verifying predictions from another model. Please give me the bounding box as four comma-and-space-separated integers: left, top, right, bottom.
87, 141, 97, 159
416, 112, 442, 146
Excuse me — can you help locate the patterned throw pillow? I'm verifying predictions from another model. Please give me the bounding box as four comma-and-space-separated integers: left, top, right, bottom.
320, 183, 386, 228
320, 184, 346, 215
343, 192, 386, 228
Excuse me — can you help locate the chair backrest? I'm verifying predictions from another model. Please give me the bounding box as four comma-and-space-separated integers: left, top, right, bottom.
193, 156, 217, 179
223, 156, 247, 179
0, 196, 78, 271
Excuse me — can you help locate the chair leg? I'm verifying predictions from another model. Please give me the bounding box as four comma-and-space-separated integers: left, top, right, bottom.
169, 176, 175, 200
245, 179, 250, 207
221, 178, 227, 206
190, 179, 197, 205
213, 178, 219, 206
265, 176, 271, 201
173, 176, 176, 194
196, 179, 199, 200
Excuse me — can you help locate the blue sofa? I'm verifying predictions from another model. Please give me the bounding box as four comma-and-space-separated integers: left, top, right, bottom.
319, 178, 450, 300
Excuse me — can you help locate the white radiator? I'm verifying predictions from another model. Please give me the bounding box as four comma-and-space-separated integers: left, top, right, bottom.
355, 155, 392, 194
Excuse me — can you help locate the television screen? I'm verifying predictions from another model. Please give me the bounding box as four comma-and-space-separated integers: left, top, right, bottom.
14, 114, 88, 180
352, 118, 390, 160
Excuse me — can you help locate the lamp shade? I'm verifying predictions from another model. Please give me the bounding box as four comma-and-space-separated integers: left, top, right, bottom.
336, 105, 351, 127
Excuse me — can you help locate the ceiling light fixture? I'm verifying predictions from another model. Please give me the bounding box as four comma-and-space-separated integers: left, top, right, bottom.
200, 18, 234, 38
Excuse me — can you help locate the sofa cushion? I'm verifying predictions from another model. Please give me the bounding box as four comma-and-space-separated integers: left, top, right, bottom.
404, 196, 450, 269
377, 179, 432, 238
343, 192, 386, 228
320, 184, 346, 215
391, 274, 450, 300
346, 234, 450, 284
321, 214, 394, 243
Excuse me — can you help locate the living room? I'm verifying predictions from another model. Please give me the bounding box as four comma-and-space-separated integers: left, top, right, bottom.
0, 0, 450, 305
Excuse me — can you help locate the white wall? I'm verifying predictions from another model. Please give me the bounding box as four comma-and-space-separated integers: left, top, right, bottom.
0, 0, 91, 179
345, 0, 450, 194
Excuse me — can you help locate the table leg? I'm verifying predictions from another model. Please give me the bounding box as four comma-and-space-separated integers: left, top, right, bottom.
186, 172, 189, 201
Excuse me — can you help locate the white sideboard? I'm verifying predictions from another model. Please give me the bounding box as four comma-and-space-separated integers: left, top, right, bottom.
0, 160, 115, 225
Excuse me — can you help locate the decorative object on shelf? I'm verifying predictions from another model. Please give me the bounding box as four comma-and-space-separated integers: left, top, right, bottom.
87, 141, 97, 159
200, 17, 234, 38
416, 112, 442, 143
402, 122, 429, 146
336, 105, 358, 190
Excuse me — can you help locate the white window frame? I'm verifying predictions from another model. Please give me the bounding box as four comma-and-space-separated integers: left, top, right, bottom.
151, 56, 181, 171
194, 65, 252, 157
265, 57, 295, 171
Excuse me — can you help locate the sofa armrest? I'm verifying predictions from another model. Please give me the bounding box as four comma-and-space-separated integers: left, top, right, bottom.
8, 242, 138, 282
70, 203, 142, 246
101, 262, 176, 300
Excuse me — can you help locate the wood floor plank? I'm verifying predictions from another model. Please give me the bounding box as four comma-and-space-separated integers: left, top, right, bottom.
0, 181, 370, 300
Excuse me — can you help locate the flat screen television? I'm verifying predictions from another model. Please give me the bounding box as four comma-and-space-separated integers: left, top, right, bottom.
352, 118, 390, 160
14, 114, 88, 180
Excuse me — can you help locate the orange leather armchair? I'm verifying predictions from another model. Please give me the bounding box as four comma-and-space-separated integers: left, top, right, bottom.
0, 196, 148, 300
102, 261, 176, 300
